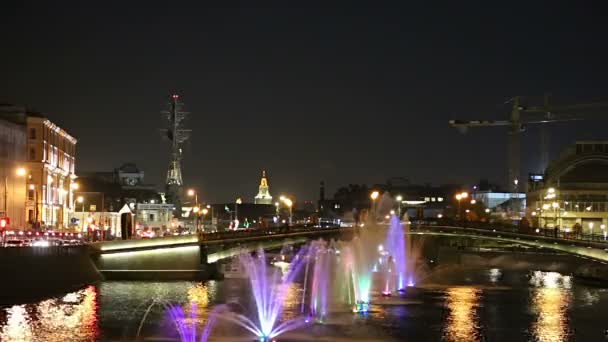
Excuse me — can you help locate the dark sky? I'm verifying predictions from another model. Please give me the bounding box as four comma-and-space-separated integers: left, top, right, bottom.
1, 2, 607, 203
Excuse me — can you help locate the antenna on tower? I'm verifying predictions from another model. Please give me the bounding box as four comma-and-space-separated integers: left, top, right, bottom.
161, 94, 191, 216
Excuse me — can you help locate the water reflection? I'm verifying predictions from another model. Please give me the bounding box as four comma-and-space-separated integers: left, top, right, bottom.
443, 287, 482, 342
0, 286, 98, 342
529, 271, 572, 342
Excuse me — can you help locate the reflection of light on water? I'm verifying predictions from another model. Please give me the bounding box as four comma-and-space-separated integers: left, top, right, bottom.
187, 282, 210, 308
581, 289, 600, 306
281, 283, 301, 321
532, 288, 571, 342
272, 261, 291, 275
488, 268, 502, 283
0, 305, 33, 341
444, 287, 481, 342
530, 271, 571, 289
528, 271, 572, 341
0, 286, 99, 342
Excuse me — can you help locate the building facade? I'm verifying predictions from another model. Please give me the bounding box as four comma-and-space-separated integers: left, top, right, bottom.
0, 105, 77, 230
0, 116, 27, 228
527, 141, 608, 231
26, 115, 78, 229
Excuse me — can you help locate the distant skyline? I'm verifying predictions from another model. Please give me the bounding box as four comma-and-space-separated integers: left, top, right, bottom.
1, 2, 607, 202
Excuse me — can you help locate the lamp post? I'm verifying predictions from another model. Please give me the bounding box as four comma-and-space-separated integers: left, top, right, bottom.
454, 192, 468, 221
201, 208, 208, 232
192, 206, 200, 233
188, 189, 198, 233
77, 196, 85, 233
280, 196, 293, 226
370, 191, 379, 222
396, 195, 403, 218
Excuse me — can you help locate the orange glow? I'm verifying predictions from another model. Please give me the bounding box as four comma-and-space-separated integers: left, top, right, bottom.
444, 287, 481, 342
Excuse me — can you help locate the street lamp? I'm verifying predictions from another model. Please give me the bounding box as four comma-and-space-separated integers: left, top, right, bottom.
370, 191, 379, 221
201, 208, 209, 232
188, 189, 198, 232
370, 191, 379, 201
77, 196, 85, 232
396, 195, 403, 218
281, 197, 293, 225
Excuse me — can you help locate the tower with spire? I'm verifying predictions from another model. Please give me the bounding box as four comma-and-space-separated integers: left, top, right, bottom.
254, 170, 273, 205
161, 94, 191, 216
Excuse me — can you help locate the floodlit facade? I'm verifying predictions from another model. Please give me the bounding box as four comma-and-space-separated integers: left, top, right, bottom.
0, 105, 77, 229
527, 141, 608, 231
26, 115, 78, 229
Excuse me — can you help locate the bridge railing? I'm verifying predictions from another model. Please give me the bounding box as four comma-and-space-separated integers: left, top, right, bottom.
415, 220, 608, 247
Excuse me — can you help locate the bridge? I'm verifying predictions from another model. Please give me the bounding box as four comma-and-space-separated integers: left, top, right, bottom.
87, 224, 608, 280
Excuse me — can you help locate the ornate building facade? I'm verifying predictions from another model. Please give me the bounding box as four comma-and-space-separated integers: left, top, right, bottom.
0, 105, 77, 229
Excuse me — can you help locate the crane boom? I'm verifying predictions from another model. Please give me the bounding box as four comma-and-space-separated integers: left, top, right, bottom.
449, 96, 608, 191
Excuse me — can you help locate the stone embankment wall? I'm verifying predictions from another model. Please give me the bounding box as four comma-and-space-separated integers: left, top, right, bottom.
0, 246, 102, 305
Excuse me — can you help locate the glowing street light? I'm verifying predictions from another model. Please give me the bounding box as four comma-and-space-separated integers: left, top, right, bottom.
455, 191, 469, 220
370, 191, 379, 200
70, 183, 79, 190
470, 199, 476, 205
396, 195, 403, 217
188, 189, 199, 232
280, 197, 293, 225
15, 168, 26, 177
77, 196, 85, 232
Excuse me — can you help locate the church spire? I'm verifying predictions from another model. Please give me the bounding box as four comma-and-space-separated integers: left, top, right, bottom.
255, 170, 273, 204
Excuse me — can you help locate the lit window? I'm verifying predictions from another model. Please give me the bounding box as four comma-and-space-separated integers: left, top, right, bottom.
438, 197, 444, 202
431, 197, 436, 202
424, 197, 430, 202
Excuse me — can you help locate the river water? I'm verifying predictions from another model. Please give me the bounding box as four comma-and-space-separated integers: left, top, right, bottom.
1, 266, 608, 341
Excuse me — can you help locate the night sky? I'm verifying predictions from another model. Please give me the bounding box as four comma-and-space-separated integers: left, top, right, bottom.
2, 2, 607, 203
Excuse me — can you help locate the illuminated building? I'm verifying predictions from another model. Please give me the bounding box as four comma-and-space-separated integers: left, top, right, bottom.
254, 170, 273, 205
527, 141, 608, 230
0, 105, 77, 229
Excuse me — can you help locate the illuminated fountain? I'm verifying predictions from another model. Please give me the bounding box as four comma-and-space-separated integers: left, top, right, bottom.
342, 236, 374, 313
308, 240, 331, 322
205, 248, 309, 341
383, 215, 409, 293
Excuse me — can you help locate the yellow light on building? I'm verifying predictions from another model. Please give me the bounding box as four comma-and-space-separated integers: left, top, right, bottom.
16, 168, 26, 176
370, 191, 379, 200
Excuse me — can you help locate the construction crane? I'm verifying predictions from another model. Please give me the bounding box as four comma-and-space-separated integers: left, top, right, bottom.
449, 96, 608, 192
